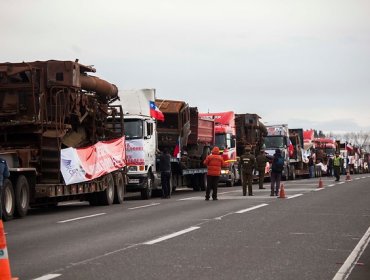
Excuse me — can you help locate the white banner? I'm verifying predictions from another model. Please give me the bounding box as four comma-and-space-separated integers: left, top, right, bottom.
126, 139, 145, 165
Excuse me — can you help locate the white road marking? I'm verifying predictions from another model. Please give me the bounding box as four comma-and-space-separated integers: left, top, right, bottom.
313, 188, 325, 192
57, 213, 106, 224
235, 203, 268, 214
143, 226, 200, 245
128, 203, 160, 210
338, 182, 345, 185
355, 178, 360, 180
361, 177, 366, 179
287, 194, 303, 199
218, 190, 240, 195
333, 226, 370, 280
178, 197, 201, 201
33, 274, 61, 280
328, 184, 335, 187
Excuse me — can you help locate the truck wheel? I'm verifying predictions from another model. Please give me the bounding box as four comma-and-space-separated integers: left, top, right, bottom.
141, 175, 152, 200
200, 173, 207, 191
290, 166, 296, 180
226, 168, 235, 187
113, 172, 125, 204
1, 179, 15, 221
99, 173, 115, 205
15, 175, 30, 217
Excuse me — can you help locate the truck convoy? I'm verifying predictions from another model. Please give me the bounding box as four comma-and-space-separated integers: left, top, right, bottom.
199, 111, 239, 187
0, 60, 127, 220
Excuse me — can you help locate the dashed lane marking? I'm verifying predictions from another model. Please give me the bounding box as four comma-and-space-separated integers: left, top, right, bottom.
287, 194, 303, 199
143, 226, 200, 245
33, 274, 61, 280
128, 203, 160, 210
57, 213, 106, 224
235, 203, 268, 214
328, 184, 335, 187
338, 182, 345, 185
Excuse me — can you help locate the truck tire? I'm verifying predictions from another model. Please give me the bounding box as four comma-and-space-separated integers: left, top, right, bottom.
290, 166, 296, 180
113, 172, 125, 204
1, 179, 15, 221
226, 168, 235, 187
141, 174, 153, 200
15, 175, 30, 217
200, 173, 207, 191
98, 173, 115, 205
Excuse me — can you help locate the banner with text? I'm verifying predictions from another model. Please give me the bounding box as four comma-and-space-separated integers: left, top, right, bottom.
61, 137, 126, 185
126, 139, 145, 165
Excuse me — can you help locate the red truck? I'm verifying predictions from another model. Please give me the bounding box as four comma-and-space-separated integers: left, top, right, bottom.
199, 111, 239, 187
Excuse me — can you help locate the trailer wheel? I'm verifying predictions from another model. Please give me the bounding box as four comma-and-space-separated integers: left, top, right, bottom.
99, 173, 115, 205
113, 172, 125, 204
1, 179, 15, 221
15, 175, 30, 217
200, 173, 207, 191
290, 166, 296, 180
141, 174, 153, 200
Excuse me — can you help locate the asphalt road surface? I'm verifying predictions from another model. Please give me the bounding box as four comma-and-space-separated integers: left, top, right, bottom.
4, 174, 370, 280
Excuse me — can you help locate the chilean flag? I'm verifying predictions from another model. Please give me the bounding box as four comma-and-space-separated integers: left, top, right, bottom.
149, 101, 164, 121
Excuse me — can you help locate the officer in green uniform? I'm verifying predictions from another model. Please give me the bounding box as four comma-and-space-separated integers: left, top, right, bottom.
256, 149, 268, 189
239, 146, 256, 196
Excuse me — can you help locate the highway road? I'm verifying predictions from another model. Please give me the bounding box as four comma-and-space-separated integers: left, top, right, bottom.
4, 174, 370, 280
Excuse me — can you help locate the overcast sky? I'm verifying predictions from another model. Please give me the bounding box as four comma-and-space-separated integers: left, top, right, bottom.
1, 0, 369, 133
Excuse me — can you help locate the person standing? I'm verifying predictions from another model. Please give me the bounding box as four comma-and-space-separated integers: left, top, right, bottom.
159, 148, 171, 198
203, 146, 225, 201
256, 149, 268, 189
333, 151, 341, 182
239, 146, 256, 196
0, 157, 10, 220
327, 156, 333, 177
308, 156, 315, 178
270, 149, 284, 196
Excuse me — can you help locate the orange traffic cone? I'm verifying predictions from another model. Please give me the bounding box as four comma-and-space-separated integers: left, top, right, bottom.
318, 178, 323, 188
346, 171, 351, 181
278, 183, 287, 198
0, 220, 18, 280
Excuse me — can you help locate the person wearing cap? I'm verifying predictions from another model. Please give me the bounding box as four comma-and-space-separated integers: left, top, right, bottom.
333, 151, 341, 181
256, 149, 268, 189
239, 146, 256, 196
203, 146, 225, 201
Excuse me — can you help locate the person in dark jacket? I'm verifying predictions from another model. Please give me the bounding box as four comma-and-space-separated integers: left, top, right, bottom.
203, 146, 225, 200
256, 150, 268, 189
159, 148, 171, 198
239, 146, 256, 196
270, 149, 284, 196
0, 158, 10, 220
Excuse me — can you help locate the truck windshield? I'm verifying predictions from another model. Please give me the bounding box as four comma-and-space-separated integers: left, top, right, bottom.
215, 134, 227, 149
124, 119, 143, 140
264, 136, 284, 148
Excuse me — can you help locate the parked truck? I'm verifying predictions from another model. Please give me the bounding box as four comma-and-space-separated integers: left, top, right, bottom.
235, 113, 269, 179
199, 111, 239, 187
0, 60, 126, 220
264, 125, 315, 180
156, 99, 215, 192
118, 89, 158, 199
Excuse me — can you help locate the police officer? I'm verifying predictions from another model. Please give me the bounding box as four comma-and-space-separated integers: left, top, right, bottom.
0, 157, 10, 220
333, 152, 341, 181
239, 146, 256, 196
256, 149, 268, 189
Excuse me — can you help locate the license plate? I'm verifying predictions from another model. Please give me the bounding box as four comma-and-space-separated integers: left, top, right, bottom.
128, 179, 140, 184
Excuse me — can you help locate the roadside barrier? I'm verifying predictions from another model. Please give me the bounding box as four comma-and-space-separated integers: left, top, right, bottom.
278, 184, 286, 198
0, 220, 18, 280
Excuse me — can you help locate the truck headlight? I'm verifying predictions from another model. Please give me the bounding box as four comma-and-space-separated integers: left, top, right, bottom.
128, 166, 137, 172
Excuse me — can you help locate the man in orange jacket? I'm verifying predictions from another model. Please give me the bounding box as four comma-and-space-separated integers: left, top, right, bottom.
203, 146, 226, 201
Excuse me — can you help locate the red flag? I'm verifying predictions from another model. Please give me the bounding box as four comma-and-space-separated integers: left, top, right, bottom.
149, 101, 164, 121
173, 137, 180, 158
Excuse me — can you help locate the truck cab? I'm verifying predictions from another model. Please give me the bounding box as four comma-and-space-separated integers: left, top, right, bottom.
118, 89, 160, 199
